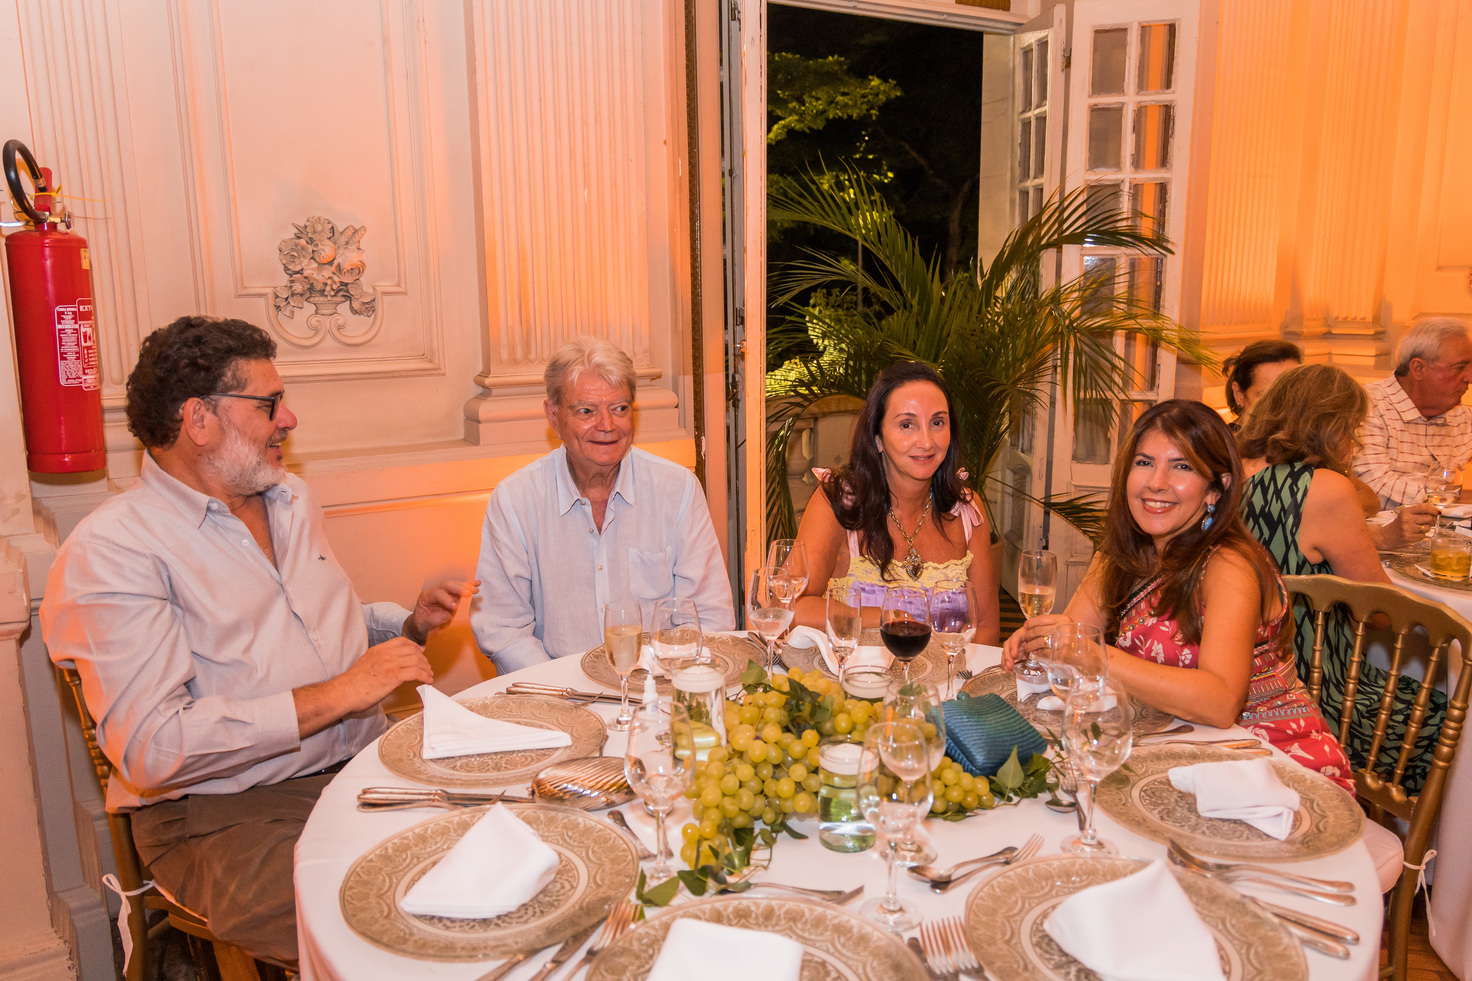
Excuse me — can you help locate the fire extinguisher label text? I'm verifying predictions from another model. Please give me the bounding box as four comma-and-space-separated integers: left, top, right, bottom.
55, 300, 99, 391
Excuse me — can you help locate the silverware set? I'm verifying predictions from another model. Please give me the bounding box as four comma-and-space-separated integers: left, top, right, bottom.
1166, 840, 1356, 906
356, 787, 533, 811
505, 682, 641, 706
473, 898, 637, 981
907, 833, 1044, 892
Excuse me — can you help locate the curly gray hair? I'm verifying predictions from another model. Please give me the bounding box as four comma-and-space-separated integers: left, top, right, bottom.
1395, 317, 1472, 376
544, 338, 637, 406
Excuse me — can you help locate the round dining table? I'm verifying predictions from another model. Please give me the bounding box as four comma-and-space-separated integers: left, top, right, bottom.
294, 642, 1384, 981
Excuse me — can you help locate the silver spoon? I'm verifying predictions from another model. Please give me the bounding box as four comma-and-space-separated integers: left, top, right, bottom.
605, 809, 656, 860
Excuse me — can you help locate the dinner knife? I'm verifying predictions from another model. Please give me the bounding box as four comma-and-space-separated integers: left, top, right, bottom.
526, 919, 604, 981
1250, 898, 1360, 944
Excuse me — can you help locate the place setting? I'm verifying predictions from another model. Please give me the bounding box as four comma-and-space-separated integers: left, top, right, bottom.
578, 597, 758, 701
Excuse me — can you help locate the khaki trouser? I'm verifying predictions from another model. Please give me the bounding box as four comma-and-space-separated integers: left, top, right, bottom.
130, 772, 335, 968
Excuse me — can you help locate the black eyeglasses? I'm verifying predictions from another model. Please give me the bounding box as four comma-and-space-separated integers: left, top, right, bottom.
209, 392, 283, 420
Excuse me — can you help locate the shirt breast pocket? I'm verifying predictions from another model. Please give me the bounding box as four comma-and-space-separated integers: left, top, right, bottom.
627, 547, 674, 603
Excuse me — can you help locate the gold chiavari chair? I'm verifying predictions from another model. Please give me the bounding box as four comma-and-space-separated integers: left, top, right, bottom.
59, 666, 286, 981
1284, 574, 1472, 981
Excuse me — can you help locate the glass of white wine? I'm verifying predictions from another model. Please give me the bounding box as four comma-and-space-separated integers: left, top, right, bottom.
1015, 549, 1057, 686
747, 568, 793, 672
1426, 462, 1461, 535
767, 539, 810, 610
603, 601, 643, 732
826, 583, 863, 677
929, 578, 975, 694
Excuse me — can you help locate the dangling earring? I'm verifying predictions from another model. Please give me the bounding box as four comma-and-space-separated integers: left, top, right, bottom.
1201, 502, 1216, 532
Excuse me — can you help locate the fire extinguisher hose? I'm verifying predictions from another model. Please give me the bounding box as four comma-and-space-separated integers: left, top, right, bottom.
3, 139, 50, 225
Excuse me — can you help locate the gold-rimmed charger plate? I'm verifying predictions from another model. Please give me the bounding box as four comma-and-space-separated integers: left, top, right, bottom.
340, 803, 639, 961
378, 695, 606, 788
780, 627, 946, 685
961, 666, 1174, 737
587, 895, 926, 981
1095, 745, 1363, 861
963, 855, 1307, 981
580, 633, 760, 695
1392, 555, 1472, 592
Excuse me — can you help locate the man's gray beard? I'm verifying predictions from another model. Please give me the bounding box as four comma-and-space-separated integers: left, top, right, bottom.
203, 421, 284, 496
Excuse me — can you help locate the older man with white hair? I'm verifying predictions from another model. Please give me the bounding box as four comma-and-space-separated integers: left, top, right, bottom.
1354, 317, 1472, 509
471, 338, 734, 673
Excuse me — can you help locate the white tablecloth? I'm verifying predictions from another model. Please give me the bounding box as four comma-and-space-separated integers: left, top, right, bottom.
294, 644, 1383, 981
1385, 565, 1472, 978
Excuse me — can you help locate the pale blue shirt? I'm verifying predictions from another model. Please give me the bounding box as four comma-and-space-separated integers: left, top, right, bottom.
471, 446, 734, 673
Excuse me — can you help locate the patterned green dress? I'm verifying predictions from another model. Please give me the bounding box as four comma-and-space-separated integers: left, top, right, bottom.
1242, 461, 1445, 794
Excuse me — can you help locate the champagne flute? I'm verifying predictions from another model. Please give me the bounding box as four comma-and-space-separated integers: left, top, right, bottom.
1426, 462, 1461, 535
856, 722, 933, 932
826, 583, 864, 678
625, 699, 696, 879
651, 598, 702, 672
881, 680, 946, 866
929, 578, 976, 694
1061, 677, 1134, 855
603, 601, 643, 732
747, 568, 792, 673
879, 585, 931, 682
1015, 549, 1058, 686
767, 539, 810, 610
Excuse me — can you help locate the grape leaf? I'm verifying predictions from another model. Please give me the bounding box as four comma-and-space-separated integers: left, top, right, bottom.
636, 871, 682, 907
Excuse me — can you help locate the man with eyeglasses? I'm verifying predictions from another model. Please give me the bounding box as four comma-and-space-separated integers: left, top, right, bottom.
40, 315, 473, 970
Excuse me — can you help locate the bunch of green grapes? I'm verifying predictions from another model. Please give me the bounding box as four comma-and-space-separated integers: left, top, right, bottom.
930, 755, 997, 816
677, 668, 881, 868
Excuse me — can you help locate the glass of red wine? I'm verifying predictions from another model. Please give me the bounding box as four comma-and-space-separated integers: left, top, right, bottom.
880, 585, 931, 682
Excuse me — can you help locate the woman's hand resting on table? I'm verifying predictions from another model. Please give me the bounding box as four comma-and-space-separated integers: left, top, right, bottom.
1000, 614, 1074, 670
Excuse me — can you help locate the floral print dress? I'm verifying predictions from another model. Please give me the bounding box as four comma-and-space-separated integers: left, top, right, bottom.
1116, 572, 1354, 792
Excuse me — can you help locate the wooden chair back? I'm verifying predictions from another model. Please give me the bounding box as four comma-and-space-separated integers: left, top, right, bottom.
1283, 574, 1472, 981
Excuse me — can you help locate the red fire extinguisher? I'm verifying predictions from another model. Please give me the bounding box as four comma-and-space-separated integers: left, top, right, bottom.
3, 139, 105, 473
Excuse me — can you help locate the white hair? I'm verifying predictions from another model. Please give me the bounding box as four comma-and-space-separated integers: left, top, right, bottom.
1395, 318, 1472, 376
544, 338, 637, 406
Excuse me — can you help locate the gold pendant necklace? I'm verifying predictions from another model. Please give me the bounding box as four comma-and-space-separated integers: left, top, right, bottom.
889, 496, 932, 578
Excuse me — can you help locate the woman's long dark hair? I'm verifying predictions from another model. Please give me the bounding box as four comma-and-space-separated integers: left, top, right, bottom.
822, 362, 967, 579
1097, 399, 1279, 645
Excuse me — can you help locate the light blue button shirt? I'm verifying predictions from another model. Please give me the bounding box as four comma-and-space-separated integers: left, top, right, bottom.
471, 446, 734, 673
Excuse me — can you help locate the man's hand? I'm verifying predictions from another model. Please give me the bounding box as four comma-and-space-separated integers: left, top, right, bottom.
404, 579, 481, 644
1375, 503, 1437, 549
294, 637, 433, 738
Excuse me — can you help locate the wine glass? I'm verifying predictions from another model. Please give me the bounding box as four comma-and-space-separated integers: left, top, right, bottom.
826, 583, 864, 677
1015, 550, 1058, 686
929, 578, 976, 694
1060, 677, 1134, 855
747, 568, 793, 673
881, 680, 946, 866
625, 700, 696, 879
603, 601, 643, 732
766, 539, 810, 610
1426, 462, 1461, 535
856, 722, 933, 932
879, 585, 931, 682
651, 598, 702, 672
1041, 622, 1108, 702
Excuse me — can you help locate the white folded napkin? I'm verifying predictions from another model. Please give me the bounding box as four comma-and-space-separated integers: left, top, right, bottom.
647, 919, 804, 981
418, 685, 572, 759
787, 625, 833, 659
1044, 859, 1226, 981
1440, 504, 1472, 519
637, 643, 671, 678
399, 804, 560, 918
1017, 676, 1052, 699
787, 625, 892, 676
1168, 759, 1301, 840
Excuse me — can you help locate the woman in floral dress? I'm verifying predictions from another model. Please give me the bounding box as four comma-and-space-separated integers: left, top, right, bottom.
1004, 399, 1351, 791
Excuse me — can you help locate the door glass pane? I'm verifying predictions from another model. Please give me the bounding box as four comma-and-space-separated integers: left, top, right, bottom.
1137, 23, 1177, 92
1033, 113, 1047, 177
1090, 28, 1128, 95
1132, 181, 1169, 239
1021, 46, 1034, 110
1036, 39, 1049, 105
1122, 334, 1160, 391
1019, 118, 1032, 179
1085, 182, 1123, 225
1033, 187, 1043, 220
1073, 400, 1113, 464
1127, 256, 1164, 314
1088, 105, 1124, 171
1081, 256, 1118, 315
1019, 190, 1031, 224
1116, 400, 1154, 451
1133, 103, 1174, 170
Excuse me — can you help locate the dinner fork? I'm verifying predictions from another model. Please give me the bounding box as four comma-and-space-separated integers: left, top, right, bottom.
554, 898, 637, 980
919, 833, 1044, 893
918, 916, 989, 979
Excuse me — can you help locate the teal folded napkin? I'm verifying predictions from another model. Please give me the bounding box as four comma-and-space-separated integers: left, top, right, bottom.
942, 692, 1048, 776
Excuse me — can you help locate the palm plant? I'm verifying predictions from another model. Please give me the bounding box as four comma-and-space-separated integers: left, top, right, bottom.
765, 167, 1205, 541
